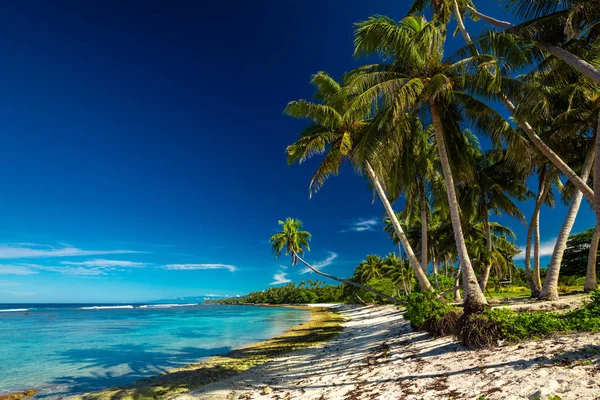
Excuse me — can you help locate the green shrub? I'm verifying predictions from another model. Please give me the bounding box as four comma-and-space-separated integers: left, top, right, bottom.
457, 290, 600, 348
404, 292, 462, 336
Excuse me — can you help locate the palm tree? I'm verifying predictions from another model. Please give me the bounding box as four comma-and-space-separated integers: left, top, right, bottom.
525, 164, 560, 296
269, 218, 311, 266
269, 218, 402, 304
411, 0, 596, 205
351, 15, 515, 312
382, 252, 411, 296
539, 142, 595, 300
382, 117, 440, 280
284, 72, 433, 292
468, 0, 600, 85
355, 255, 384, 283
457, 148, 532, 291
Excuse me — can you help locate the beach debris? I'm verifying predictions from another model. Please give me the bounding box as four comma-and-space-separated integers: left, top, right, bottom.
262, 386, 273, 395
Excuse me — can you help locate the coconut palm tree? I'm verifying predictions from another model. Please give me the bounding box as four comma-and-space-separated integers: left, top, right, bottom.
269, 218, 402, 304
381, 118, 440, 275
470, 0, 600, 85
284, 72, 433, 292
411, 0, 596, 205
524, 164, 561, 296
457, 148, 532, 291
269, 218, 311, 266
382, 252, 411, 296
354, 255, 384, 283
351, 15, 517, 312
539, 143, 595, 300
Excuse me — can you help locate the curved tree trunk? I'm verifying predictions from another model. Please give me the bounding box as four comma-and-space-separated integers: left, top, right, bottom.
365, 161, 433, 292
454, 267, 462, 302
292, 251, 402, 304
479, 207, 493, 291
454, 3, 594, 203
539, 146, 595, 300
467, 5, 600, 86
585, 225, 600, 292
594, 117, 600, 225
430, 103, 487, 313
433, 260, 440, 290
525, 174, 548, 296
420, 179, 428, 273
533, 213, 543, 292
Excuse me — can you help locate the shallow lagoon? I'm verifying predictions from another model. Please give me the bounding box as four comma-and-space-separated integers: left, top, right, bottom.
0, 304, 309, 398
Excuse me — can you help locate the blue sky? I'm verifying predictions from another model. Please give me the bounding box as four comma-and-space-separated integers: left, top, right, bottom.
0, 1, 594, 303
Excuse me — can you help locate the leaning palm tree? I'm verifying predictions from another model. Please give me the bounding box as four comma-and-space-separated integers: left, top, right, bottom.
269, 218, 402, 304
284, 72, 433, 292
350, 15, 514, 312
540, 141, 596, 300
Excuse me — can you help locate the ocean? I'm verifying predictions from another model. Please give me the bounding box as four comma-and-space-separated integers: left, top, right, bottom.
0, 303, 309, 398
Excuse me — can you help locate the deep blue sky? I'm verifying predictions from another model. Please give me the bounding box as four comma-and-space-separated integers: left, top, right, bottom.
0, 1, 594, 302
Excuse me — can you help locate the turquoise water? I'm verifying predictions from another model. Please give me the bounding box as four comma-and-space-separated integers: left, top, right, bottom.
0, 303, 309, 398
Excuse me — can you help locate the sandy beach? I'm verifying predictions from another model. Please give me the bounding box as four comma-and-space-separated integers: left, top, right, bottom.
175, 304, 600, 400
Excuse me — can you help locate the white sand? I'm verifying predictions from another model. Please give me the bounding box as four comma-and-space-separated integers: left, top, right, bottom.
175, 304, 600, 400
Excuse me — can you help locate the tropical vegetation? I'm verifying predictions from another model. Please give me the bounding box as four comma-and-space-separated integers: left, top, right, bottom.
278, 0, 600, 314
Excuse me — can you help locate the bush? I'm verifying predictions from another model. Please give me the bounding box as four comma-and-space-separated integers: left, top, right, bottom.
404, 292, 462, 336
457, 290, 600, 348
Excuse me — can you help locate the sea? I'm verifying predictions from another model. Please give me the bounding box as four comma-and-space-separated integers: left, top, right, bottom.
0, 303, 310, 398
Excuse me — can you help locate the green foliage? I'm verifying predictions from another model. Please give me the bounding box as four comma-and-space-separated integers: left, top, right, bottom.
561, 227, 599, 277
268, 218, 311, 266
354, 278, 396, 304
205, 281, 344, 305
404, 292, 461, 336
457, 290, 600, 348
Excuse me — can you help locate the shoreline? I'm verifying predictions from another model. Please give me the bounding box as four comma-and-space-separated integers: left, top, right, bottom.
174, 305, 600, 400
68, 305, 344, 400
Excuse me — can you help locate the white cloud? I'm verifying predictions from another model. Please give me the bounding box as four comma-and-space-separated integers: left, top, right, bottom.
0, 280, 22, 286
270, 271, 291, 285
0, 244, 142, 259
0, 290, 35, 296
60, 259, 146, 268
343, 218, 379, 232
0, 265, 38, 275
514, 238, 557, 260
19, 264, 108, 276
301, 252, 338, 274
161, 263, 237, 272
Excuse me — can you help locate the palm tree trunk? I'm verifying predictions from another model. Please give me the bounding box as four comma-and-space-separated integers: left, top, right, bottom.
292, 251, 402, 304
595, 117, 600, 229
365, 161, 433, 292
420, 179, 428, 272
466, 5, 600, 86
585, 225, 600, 292
398, 244, 409, 295
454, 267, 462, 302
454, 3, 594, 203
479, 204, 493, 291
533, 212, 543, 292
433, 260, 440, 290
430, 103, 487, 313
525, 174, 548, 296
539, 146, 595, 300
